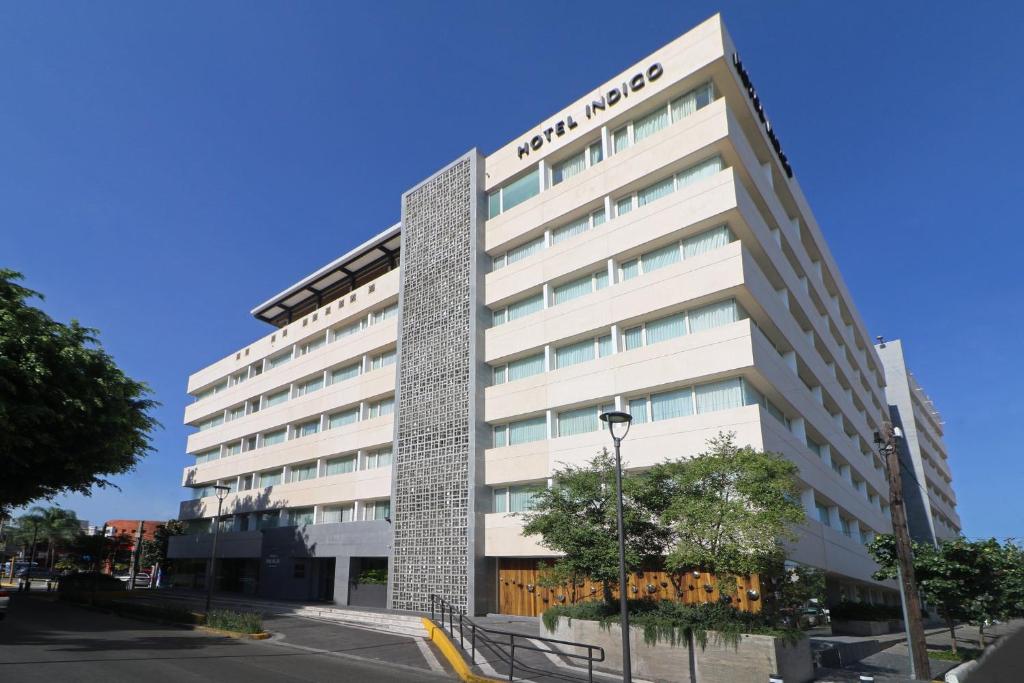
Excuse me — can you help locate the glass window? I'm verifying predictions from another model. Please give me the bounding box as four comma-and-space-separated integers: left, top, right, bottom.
508, 416, 547, 445
695, 378, 745, 414
227, 405, 245, 421
612, 126, 630, 153
651, 388, 694, 421
491, 365, 507, 386
621, 260, 639, 281
689, 299, 740, 333
298, 337, 325, 356
291, 508, 315, 526
363, 500, 391, 521
633, 106, 669, 143
641, 242, 681, 273
501, 168, 540, 213
328, 408, 359, 429
508, 353, 545, 382
371, 349, 396, 369
332, 321, 360, 341
589, 141, 603, 165
509, 485, 542, 512
368, 398, 394, 418
487, 190, 501, 219
260, 469, 283, 487
551, 150, 586, 185
197, 415, 224, 431
506, 236, 544, 266
551, 216, 590, 245
552, 274, 593, 306
372, 303, 398, 323
628, 398, 649, 424
268, 352, 292, 369
295, 376, 324, 396
645, 312, 686, 345
295, 420, 320, 438
597, 334, 613, 358
195, 448, 220, 464
262, 429, 286, 447
224, 442, 241, 457
623, 326, 643, 350
321, 505, 354, 523
594, 269, 608, 290
557, 406, 599, 437
491, 308, 507, 327
288, 463, 318, 483
331, 363, 361, 384
325, 455, 356, 475
591, 207, 606, 226
493, 487, 508, 513
637, 176, 675, 207
266, 390, 289, 407
671, 81, 715, 121
816, 503, 831, 527
676, 156, 723, 188
615, 196, 633, 216
555, 339, 595, 369
683, 225, 733, 259
257, 510, 280, 529
506, 293, 544, 322
493, 424, 507, 448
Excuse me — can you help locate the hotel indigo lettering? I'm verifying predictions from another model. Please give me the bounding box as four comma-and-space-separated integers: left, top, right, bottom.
517, 63, 664, 159
731, 53, 793, 178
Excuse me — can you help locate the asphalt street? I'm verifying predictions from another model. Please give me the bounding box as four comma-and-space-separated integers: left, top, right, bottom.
0, 594, 452, 682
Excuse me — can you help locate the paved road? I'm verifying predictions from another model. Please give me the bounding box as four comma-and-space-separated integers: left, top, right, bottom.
0, 594, 451, 682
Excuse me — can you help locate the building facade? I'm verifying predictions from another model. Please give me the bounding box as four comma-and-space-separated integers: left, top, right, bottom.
875, 339, 960, 544
169, 15, 937, 612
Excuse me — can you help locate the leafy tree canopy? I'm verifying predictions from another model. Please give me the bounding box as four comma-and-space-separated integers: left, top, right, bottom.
0, 269, 158, 511
141, 519, 186, 569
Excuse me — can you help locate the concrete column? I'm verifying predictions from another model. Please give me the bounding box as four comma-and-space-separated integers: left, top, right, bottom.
840, 464, 852, 484
614, 395, 623, 411
848, 518, 861, 541
538, 159, 547, 191
789, 417, 806, 443
356, 449, 365, 471
777, 287, 789, 310
544, 228, 552, 248
312, 505, 321, 525
600, 125, 610, 161
828, 506, 842, 531
542, 283, 551, 308
607, 258, 616, 285
811, 385, 823, 404
316, 458, 324, 478
281, 465, 290, 484
800, 488, 817, 518
543, 344, 552, 371
604, 195, 612, 220
761, 161, 773, 189
770, 227, 782, 247
545, 409, 554, 439
610, 324, 620, 354
820, 444, 832, 468
782, 351, 798, 374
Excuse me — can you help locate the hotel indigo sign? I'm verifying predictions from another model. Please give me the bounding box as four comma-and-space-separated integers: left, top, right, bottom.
731, 53, 793, 178
516, 63, 664, 159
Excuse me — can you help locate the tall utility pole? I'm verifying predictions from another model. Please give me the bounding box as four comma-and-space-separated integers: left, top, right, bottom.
877, 421, 930, 680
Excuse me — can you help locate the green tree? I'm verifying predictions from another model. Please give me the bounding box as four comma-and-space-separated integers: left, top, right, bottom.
11, 510, 46, 573
140, 519, 185, 574
650, 434, 805, 585
869, 535, 1016, 652
521, 448, 673, 604
0, 269, 158, 511
34, 506, 83, 569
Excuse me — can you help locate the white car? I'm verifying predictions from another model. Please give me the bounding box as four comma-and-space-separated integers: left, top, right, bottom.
0, 588, 10, 619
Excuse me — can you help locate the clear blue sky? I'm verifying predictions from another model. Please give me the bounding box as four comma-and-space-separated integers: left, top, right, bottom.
3, 2, 1021, 539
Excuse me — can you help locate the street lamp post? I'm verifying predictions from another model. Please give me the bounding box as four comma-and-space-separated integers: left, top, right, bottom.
204, 485, 231, 615
599, 410, 634, 683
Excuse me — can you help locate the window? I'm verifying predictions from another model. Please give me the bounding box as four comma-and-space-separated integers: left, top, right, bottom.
614, 157, 723, 217
196, 414, 224, 432
288, 462, 318, 483
195, 448, 220, 464
640, 242, 681, 272
805, 435, 823, 458
695, 378, 746, 413
623, 326, 643, 350
325, 454, 356, 475
551, 271, 607, 306
229, 371, 248, 387
261, 429, 286, 447
488, 168, 540, 218
618, 299, 742, 352
554, 338, 595, 369
551, 215, 589, 245
294, 376, 324, 397
815, 502, 831, 527
227, 405, 245, 421
294, 419, 320, 438
321, 505, 354, 523
368, 397, 394, 418
651, 388, 694, 421
492, 353, 544, 385
493, 484, 544, 513
260, 469, 283, 487
628, 397, 649, 424
266, 390, 289, 407
329, 407, 359, 428
609, 83, 715, 158
332, 321, 361, 341
633, 106, 669, 143
331, 363, 361, 384
194, 380, 227, 402
268, 351, 292, 369
615, 196, 634, 217
689, 299, 741, 333
257, 510, 280, 529
371, 303, 398, 324
645, 312, 686, 345
494, 415, 546, 447
491, 292, 544, 327
840, 517, 852, 537
290, 508, 315, 526
612, 126, 630, 153
493, 237, 544, 271
550, 140, 603, 186
557, 405, 603, 437
297, 337, 325, 356
239, 474, 253, 491
362, 447, 393, 470
598, 334, 613, 358
670, 81, 715, 122
630, 379, 757, 424
192, 485, 215, 500
224, 442, 241, 457
362, 500, 391, 521
371, 349, 396, 369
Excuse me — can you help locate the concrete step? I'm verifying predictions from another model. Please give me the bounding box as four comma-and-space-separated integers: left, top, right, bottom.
292, 607, 426, 636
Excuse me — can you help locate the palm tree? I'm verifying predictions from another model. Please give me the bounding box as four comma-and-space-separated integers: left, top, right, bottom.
31, 506, 81, 570
12, 511, 46, 575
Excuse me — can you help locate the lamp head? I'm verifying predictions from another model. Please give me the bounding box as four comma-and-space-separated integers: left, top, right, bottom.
599, 411, 633, 441
213, 485, 231, 501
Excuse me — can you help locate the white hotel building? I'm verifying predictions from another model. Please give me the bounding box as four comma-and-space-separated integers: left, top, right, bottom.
169, 15, 952, 614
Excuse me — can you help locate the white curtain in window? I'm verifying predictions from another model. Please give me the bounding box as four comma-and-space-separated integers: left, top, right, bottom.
637, 177, 675, 207
373, 398, 394, 416
628, 398, 649, 424
671, 89, 698, 121
616, 197, 633, 216
266, 391, 288, 407
493, 488, 508, 513
597, 334, 612, 358
507, 237, 544, 265
552, 216, 590, 245
621, 260, 639, 281
492, 366, 506, 385
612, 127, 630, 153
374, 448, 393, 467
592, 209, 606, 226
290, 464, 317, 482
326, 456, 355, 475
552, 151, 586, 185
555, 339, 595, 369
695, 378, 745, 414
623, 326, 643, 350
558, 407, 598, 436
589, 142, 603, 165
688, 299, 738, 333
333, 323, 359, 341
321, 506, 352, 523
509, 416, 547, 445
676, 156, 723, 188
594, 270, 608, 290
298, 377, 323, 395
298, 421, 319, 437
508, 353, 544, 381
553, 275, 593, 305
646, 312, 686, 344
683, 226, 732, 259
641, 242, 681, 273
509, 486, 540, 512
816, 504, 830, 526
332, 363, 360, 383
261, 470, 283, 487
493, 424, 507, 447
491, 309, 507, 327
502, 169, 540, 212
291, 508, 314, 525
329, 409, 358, 429
633, 107, 668, 143
507, 293, 544, 321
263, 430, 286, 446
488, 191, 502, 219
651, 388, 694, 421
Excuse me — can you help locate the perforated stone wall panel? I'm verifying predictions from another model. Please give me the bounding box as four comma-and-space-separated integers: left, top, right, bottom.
389, 151, 486, 614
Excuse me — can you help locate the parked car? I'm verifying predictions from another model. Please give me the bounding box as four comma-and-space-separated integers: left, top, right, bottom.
0, 588, 9, 619
114, 572, 151, 587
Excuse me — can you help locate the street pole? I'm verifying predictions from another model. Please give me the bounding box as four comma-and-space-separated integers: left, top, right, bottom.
204, 486, 230, 614
611, 435, 632, 683
878, 421, 930, 680
127, 520, 144, 590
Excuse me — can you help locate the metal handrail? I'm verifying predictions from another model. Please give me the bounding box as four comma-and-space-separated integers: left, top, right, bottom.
429, 593, 605, 683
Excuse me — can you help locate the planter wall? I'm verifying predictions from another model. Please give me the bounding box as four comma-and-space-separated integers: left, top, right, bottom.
546, 618, 813, 683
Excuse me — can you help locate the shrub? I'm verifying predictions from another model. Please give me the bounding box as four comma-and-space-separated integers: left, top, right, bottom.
57, 572, 125, 593
206, 609, 264, 634
543, 599, 802, 648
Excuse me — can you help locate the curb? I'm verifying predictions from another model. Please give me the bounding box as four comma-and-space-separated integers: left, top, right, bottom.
421, 617, 502, 683
196, 625, 272, 640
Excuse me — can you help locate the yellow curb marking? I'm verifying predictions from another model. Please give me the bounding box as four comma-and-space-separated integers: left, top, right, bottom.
421, 617, 503, 683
